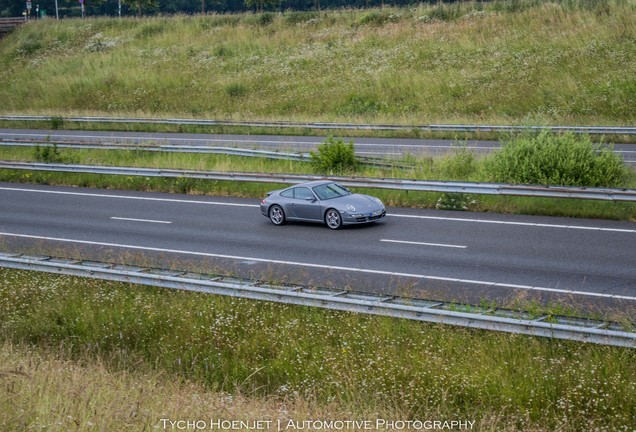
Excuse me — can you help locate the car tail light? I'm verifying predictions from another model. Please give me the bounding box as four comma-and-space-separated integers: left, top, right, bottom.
261, 199, 267, 204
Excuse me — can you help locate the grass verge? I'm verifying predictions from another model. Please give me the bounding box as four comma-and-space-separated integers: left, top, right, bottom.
1, 340, 379, 431
2, 118, 635, 144
1, 268, 635, 431
0, 144, 634, 220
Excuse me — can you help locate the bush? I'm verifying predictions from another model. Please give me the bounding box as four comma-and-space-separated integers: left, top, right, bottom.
435, 192, 477, 211
484, 132, 629, 187
310, 136, 358, 174
50, 116, 64, 130
284, 11, 319, 25
34, 144, 62, 163
245, 12, 274, 26
357, 11, 391, 26
34, 144, 78, 164
439, 146, 477, 179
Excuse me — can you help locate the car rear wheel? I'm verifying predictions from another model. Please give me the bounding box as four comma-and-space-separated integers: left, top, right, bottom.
269, 205, 286, 226
325, 208, 342, 230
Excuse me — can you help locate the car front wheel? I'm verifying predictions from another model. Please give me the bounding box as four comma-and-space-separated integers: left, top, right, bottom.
325, 208, 342, 230
269, 205, 286, 226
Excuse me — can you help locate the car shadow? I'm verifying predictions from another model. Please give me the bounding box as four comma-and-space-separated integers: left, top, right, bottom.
262, 220, 386, 231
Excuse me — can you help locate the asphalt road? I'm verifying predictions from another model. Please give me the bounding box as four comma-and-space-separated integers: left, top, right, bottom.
1, 182, 635, 312
2, 129, 635, 162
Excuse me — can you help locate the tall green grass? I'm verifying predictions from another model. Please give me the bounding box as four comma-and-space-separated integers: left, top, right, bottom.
0, 131, 634, 220
484, 132, 630, 187
0, 0, 634, 126
1, 269, 635, 431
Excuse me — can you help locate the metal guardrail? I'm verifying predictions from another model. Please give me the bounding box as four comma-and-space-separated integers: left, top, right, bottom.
0, 140, 310, 161
1, 160, 635, 202
0, 17, 27, 25
0, 140, 410, 169
1, 115, 635, 135
0, 17, 27, 32
0, 253, 633, 348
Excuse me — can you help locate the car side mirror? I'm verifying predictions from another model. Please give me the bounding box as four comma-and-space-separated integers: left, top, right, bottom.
305, 197, 316, 202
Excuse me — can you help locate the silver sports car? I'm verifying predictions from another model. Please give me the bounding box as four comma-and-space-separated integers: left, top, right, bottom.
260, 180, 386, 229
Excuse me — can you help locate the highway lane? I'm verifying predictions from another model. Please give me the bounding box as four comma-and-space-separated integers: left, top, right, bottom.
2, 128, 635, 162
1, 183, 635, 311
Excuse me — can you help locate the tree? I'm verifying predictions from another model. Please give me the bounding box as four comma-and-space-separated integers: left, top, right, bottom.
243, 0, 276, 12
122, 0, 158, 16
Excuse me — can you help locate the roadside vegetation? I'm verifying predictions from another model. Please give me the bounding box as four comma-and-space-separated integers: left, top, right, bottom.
0, 0, 634, 127
1, 269, 635, 431
0, 132, 634, 220
485, 132, 630, 188
309, 136, 359, 174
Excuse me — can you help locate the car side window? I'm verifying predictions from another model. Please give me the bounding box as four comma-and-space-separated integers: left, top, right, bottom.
280, 189, 294, 198
295, 187, 315, 200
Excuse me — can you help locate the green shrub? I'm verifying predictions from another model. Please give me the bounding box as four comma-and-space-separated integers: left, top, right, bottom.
245, 12, 275, 27
284, 11, 319, 25
357, 11, 390, 26
439, 146, 477, 179
50, 116, 64, 130
34, 144, 78, 164
34, 144, 61, 163
428, 2, 465, 21
17, 40, 42, 56
435, 192, 477, 211
484, 132, 629, 187
310, 136, 358, 174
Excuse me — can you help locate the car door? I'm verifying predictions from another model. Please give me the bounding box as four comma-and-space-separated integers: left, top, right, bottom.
278, 188, 297, 218
291, 187, 322, 221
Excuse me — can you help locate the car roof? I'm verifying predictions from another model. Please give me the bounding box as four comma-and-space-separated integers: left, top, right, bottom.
290, 180, 335, 188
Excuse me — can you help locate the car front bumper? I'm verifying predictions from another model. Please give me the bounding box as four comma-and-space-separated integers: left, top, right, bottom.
342, 209, 386, 225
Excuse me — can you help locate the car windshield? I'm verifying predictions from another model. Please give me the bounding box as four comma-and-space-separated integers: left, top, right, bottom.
312, 183, 352, 200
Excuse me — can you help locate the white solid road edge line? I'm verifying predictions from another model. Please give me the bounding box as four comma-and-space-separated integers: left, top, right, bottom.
0, 186, 261, 207
1, 231, 634, 302
1, 185, 635, 233
388, 214, 636, 233
110, 217, 172, 224
381, 239, 467, 249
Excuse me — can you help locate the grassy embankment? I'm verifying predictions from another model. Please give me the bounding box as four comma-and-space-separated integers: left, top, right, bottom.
0, 1, 634, 128
1, 269, 635, 431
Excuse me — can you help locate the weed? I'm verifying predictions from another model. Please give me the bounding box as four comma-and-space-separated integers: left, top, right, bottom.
50, 116, 64, 130
357, 11, 391, 26
225, 82, 248, 97
485, 132, 629, 187
309, 136, 358, 174
33, 144, 78, 164
439, 146, 478, 180
435, 192, 477, 211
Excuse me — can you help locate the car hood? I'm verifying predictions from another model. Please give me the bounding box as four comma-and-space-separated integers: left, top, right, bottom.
330, 194, 383, 211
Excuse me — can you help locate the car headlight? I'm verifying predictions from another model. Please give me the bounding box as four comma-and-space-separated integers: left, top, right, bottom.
372, 197, 383, 205
345, 204, 356, 212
